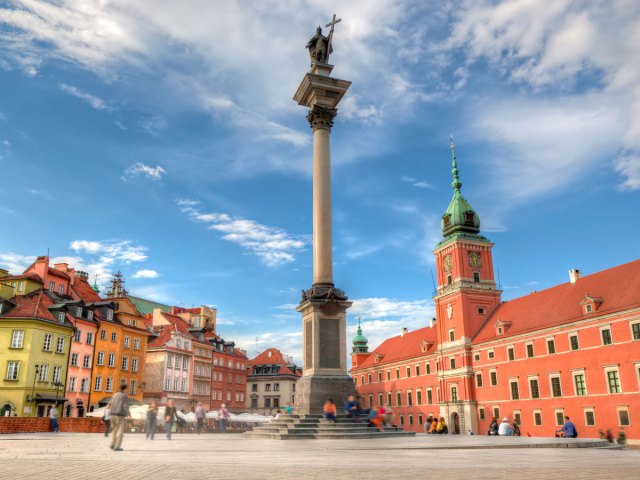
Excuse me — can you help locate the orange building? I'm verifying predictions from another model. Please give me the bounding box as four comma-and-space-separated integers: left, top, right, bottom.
350, 142, 640, 443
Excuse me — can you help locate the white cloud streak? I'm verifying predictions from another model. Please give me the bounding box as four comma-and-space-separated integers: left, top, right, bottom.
132, 269, 159, 279
59, 83, 109, 110
121, 162, 166, 182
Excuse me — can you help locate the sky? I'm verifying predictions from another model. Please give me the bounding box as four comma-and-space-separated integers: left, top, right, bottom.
1, 0, 639, 364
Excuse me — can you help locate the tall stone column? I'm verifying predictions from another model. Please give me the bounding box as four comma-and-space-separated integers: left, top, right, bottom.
293, 62, 355, 414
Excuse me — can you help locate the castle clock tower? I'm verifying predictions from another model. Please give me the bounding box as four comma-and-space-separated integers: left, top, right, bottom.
433, 138, 502, 434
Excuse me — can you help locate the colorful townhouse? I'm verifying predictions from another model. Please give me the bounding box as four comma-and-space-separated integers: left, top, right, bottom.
246, 347, 301, 415
350, 142, 640, 443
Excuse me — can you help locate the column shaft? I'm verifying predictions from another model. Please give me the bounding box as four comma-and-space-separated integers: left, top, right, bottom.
312, 127, 333, 285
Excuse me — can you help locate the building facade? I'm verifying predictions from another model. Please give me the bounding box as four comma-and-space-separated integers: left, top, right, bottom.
350, 142, 640, 441
246, 348, 301, 415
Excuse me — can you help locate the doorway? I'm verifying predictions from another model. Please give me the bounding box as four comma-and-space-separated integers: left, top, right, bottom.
451, 412, 460, 434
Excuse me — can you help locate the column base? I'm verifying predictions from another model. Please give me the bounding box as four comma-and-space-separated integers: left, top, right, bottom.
294, 375, 356, 415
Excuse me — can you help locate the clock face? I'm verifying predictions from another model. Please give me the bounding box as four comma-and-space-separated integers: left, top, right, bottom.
469, 251, 482, 268
443, 254, 453, 272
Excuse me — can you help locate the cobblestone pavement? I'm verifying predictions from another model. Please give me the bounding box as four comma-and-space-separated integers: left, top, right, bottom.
0, 433, 638, 479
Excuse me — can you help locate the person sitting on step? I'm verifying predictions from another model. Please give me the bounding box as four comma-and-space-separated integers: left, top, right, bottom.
344, 395, 362, 423
323, 399, 337, 422
436, 417, 448, 434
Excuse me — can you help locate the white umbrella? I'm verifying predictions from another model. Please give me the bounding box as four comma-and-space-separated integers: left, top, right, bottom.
86, 407, 106, 418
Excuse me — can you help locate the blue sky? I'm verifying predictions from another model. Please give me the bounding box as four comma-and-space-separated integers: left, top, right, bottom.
1, 1, 639, 363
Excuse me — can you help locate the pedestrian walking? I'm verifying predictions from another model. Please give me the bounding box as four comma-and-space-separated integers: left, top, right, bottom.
164, 400, 178, 440
103, 405, 111, 437
49, 406, 59, 432
109, 383, 131, 451
195, 402, 206, 434
146, 401, 158, 440
219, 404, 231, 433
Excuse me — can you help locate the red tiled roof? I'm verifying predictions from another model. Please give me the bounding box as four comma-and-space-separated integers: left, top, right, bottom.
473, 258, 640, 343
354, 325, 438, 370
71, 278, 102, 303
249, 347, 300, 376
0, 289, 68, 325
0, 273, 43, 283
47, 268, 70, 280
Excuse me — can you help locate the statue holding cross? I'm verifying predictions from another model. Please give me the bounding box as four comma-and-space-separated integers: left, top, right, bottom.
306, 14, 341, 65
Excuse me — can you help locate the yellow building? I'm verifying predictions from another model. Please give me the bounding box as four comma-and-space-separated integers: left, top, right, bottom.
0, 269, 44, 299
0, 289, 73, 416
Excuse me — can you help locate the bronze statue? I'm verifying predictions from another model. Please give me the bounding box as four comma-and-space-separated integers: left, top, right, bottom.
306, 15, 341, 65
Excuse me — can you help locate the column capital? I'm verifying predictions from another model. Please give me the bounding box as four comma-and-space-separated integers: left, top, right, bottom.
306, 105, 337, 131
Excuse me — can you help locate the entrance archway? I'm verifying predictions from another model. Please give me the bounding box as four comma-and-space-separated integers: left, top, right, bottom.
76, 400, 84, 418
451, 412, 460, 434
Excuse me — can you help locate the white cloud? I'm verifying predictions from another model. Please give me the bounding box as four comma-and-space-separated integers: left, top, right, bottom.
0, 253, 37, 274
121, 162, 166, 182
178, 199, 307, 267
401, 176, 433, 189
613, 153, 640, 191
59, 83, 110, 110
132, 269, 159, 279
135, 115, 167, 137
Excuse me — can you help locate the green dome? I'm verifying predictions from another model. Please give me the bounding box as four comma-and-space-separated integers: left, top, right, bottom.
440, 140, 480, 238
352, 318, 368, 353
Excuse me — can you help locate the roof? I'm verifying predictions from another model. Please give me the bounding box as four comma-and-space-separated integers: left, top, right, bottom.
473, 258, 640, 343
353, 325, 438, 371
47, 268, 70, 280
128, 295, 171, 315
0, 273, 43, 283
72, 278, 102, 303
249, 347, 301, 376
0, 289, 72, 326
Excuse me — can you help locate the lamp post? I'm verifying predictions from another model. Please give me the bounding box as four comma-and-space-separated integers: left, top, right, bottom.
52, 381, 64, 413
30, 364, 40, 417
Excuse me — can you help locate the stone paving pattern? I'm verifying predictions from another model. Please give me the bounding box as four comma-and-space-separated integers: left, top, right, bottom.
0, 433, 639, 479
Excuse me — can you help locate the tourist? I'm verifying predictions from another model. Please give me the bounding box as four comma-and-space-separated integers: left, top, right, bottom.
284, 403, 294, 415
382, 405, 395, 429
556, 416, 578, 438
428, 417, 438, 434
436, 417, 448, 434
146, 401, 158, 440
103, 405, 111, 437
605, 429, 614, 443
49, 406, 59, 433
512, 421, 521, 437
323, 399, 337, 422
487, 417, 499, 436
195, 402, 206, 434
164, 400, 178, 440
274, 409, 282, 419
368, 407, 384, 432
617, 428, 627, 447
498, 417, 512, 436
109, 383, 131, 451
219, 404, 231, 433
424, 415, 434, 434
344, 395, 361, 423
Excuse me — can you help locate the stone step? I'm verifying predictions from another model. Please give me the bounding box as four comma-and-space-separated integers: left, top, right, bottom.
245, 430, 415, 440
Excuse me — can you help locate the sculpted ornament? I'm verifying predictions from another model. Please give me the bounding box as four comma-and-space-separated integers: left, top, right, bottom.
446, 303, 453, 320
306, 105, 337, 130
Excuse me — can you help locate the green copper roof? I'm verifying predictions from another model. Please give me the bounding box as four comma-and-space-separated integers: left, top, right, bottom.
128, 295, 171, 315
440, 138, 481, 238
352, 317, 368, 347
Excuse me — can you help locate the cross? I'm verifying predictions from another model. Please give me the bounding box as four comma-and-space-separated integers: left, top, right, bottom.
326, 13, 341, 32
325, 14, 341, 59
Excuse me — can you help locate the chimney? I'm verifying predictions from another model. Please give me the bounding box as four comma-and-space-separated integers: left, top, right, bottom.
429, 317, 437, 328
75, 271, 89, 281
569, 269, 581, 284
400, 327, 408, 337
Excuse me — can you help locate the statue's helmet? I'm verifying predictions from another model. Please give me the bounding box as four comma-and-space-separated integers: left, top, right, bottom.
316, 26, 322, 33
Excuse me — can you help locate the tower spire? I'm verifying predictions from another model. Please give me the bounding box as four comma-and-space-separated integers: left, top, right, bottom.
450, 133, 462, 194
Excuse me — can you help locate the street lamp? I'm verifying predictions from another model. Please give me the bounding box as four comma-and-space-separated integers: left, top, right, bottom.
52, 381, 64, 413
30, 364, 40, 417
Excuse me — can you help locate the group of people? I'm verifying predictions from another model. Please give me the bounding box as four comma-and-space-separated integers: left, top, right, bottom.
103, 383, 234, 451
322, 395, 396, 432
487, 417, 521, 436
425, 416, 449, 434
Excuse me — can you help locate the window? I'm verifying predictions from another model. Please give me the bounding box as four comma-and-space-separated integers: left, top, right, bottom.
386, 370, 391, 381
43, 333, 52, 351
57, 311, 65, 323
601, 328, 612, 345
39, 364, 49, 381
618, 409, 630, 426
95, 376, 103, 391
479, 407, 485, 420
632, 323, 640, 341
476, 373, 483, 387
555, 411, 564, 426
529, 378, 540, 399
606, 369, 621, 393
274, 383, 280, 392
58, 284, 64, 294
183, 357, 188, 369
399, 415, 404, 425
17, 281, 24, 291
71, 353, 79, 367
121, 356, 129, 371
396, 392, 402, 406
100, 330, 106, 340
569, 334, 579, 351
6, 361, 19, 380
487, 350, 494, 359
49, 281, 55, 292
106, 309, 113, 321
52, 366, 61, 383
547, 339, 555, 354
409, 415, 414, 426
574, 373, 587, 396
450, 358, 456, 369
490, 370, 497, 386
450, 385, 458, 402
108, 353, 115, 368
426, 389, 433, 404
74, 330, 82, 342
124, 336, 130, 348
175, 356, 180, 368
449, 329, 455, 342
396, 368, 400, 379
106, 377, 113, 392
69, 377, 76, 391
134, 338, 140, 350
585, 409, 595, 426
447, 274, 452, 285
550, 376, 562, 397
407, 391, 413, 406
97, 352, 105, 366
251, 384, 258, 393
87, 310, 93, 321
425, 363, 431, 375
80, 378, 89, 393
507, 347, 514, 361
11, 331, 24, 349
477, 307, 485, 315
534, 411, 542, 426
473, 272, 480, 283
56, 337, 65, 353
526, 343, 534, 358
474, 353, 480, 361
111, 332, 117, 342
76, 306, 82, 317
510, 380, 519, 400
514, 411, 521, 426
416, 390, 422, 405
493, 407, 499, 419
86, 332, 93, 345
265, 384, 271, 392
387, 392, 392, 405
130, 380, 136, 395
82, 355, 90, 368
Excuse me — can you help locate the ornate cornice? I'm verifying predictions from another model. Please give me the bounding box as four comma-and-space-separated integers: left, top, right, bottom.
306, 105, 337, 131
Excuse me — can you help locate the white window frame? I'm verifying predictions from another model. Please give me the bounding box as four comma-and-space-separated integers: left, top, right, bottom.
509, 378, 520, 400
489, 369, 498, 386
617, 407, 631, 426
568, 332, 580, 351
56, 337, 65, 353
43, 333, 52, 351
546, 337, 556, 355
11, 330, 24, 349
533, 409, 542, 426
97, 351, 104, 366
572, 370, 587, 396
525, 342, 534, 358
600, 326, 613, 346
528, 376, 540, 399
630, 321, 640, 341
604, 366, 622, 394
554, 409, 565, 426
6, 361, 19, 380
549, 374, 562, 398
95, 376, 103, 391
108, 353, 115, 368
584, 408, 596, 426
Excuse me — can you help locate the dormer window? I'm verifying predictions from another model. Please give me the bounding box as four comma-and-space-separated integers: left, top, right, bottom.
49, 281, 55, 292
494, 319, 512, 335
87, 310, 93, 321
580, 293, 603, 314
58, 284, 64, 294
585, 304, 592, 313
57, 311, 65, 323
464, 212, 474, 223
76, 306, 82, 317
443, 215, 451, 227
106, 309, 113, 321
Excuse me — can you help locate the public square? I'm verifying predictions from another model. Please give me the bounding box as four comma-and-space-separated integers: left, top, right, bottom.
0, 433, 639, 480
